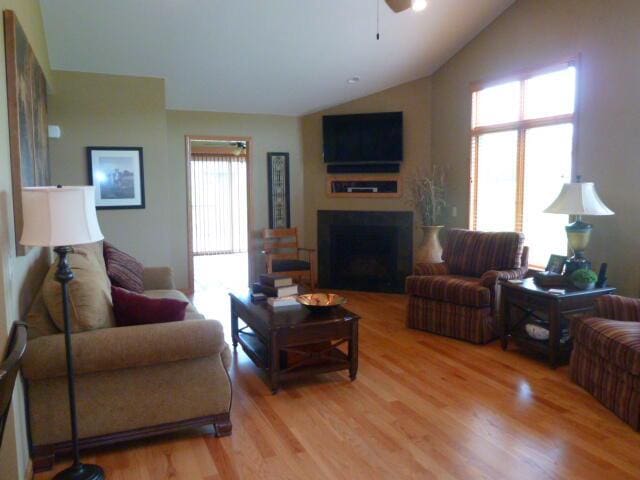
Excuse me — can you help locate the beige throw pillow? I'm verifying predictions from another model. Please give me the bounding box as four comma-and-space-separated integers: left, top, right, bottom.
42, 246, 115, 333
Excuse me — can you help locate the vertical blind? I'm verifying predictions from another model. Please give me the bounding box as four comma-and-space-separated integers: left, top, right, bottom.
190, 154, 248, 255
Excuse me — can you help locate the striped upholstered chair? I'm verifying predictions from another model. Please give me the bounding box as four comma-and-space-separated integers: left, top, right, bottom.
570, 295, 640, 430
406, 229, 528, 344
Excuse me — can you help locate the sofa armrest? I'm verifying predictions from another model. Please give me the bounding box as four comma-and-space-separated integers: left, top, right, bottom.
479, 266, 528, 288
143, 266, 175, 290
414, 262, 449, 276
595, 295, 640, 322
22, 319, 227, 381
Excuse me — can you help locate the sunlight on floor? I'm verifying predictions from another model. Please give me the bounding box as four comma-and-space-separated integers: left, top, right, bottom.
192, 253, 248, 339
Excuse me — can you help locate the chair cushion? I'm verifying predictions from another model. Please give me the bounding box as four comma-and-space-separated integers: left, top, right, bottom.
42, 249, 116, 333
406, 275, 490, 307
272, 259, 310, 272
443, 229, 524, 277
103, 241, 145, 293
573, 317, 640, 375
112, 286, 188, 327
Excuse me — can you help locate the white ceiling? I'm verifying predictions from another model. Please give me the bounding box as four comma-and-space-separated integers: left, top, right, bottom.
40, 0, 514, 116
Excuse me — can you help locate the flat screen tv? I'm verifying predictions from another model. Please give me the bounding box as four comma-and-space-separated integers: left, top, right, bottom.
323, 112, 403, 164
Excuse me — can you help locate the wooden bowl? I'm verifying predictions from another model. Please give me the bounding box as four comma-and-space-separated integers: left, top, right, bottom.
296, 293, 347, 311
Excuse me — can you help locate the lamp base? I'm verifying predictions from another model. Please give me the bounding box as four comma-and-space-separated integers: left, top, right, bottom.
53, 463, 105, 480
565, 255, 591, 276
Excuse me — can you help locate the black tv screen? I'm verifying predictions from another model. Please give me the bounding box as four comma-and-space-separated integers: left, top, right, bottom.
323, 112, 403, 163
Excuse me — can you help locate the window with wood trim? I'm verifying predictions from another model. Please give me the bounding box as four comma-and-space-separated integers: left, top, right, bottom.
469, 61, 577, 267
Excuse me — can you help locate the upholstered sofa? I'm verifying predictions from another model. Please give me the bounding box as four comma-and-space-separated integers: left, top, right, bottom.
406, 229, 528, 344
570, 295, 640, 430
22, 243, 232, 472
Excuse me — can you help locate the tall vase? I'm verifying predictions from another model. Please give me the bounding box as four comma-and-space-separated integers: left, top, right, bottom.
416, 225, 443, 264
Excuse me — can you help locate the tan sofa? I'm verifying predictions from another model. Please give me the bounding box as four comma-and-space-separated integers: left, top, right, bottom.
22, 249, 232, 472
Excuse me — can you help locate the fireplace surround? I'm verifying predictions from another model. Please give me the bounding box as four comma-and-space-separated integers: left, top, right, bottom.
318, 210, 413, 293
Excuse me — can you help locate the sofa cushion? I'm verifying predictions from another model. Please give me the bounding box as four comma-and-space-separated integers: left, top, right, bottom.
406, 275, 490, 307
143, 290, 205, 320
272, 259, 310, 272
112, 286, 188, 327
443, 229, 524, 277
42, 249, 115, 333
573, 317, 640, 375
103, 241, 145, 293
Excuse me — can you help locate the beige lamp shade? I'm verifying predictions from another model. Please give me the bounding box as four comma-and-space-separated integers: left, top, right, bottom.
20, 186, 104, 247
543, 182, 614, 216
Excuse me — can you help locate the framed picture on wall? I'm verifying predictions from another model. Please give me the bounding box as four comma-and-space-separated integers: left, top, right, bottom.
267, 152, 291, 228
87, 147, 145, 209
4, 10, 50, 255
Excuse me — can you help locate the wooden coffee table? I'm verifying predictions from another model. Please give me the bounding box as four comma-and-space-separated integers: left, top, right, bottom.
229, 291, 359, 393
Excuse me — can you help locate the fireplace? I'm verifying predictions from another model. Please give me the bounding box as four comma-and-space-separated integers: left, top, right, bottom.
318, 210, 413, 293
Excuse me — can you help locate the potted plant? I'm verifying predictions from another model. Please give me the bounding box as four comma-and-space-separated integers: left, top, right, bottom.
570, 269, 598, 290
408, 165, 447, 263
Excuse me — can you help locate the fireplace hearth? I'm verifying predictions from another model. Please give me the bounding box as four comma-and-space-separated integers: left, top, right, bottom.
318, 210, 413, 293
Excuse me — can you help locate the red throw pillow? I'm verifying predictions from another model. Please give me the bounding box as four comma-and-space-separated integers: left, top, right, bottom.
103, 241, 145, 293
111, 286, 188, 327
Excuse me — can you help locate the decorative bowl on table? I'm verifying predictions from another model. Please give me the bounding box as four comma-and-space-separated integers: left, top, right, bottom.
296, 293, 347, 311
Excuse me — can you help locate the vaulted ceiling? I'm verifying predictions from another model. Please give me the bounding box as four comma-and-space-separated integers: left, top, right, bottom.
40, 0, 514, 115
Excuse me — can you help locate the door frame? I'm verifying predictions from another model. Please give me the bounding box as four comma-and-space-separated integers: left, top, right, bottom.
185, 134, 254, 294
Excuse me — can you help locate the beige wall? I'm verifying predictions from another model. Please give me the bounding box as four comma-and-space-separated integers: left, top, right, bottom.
431, 0, 640, 295
0, 3, 52, 480
48, 71, 174, 272
301, 77, 431, 257
166, 110, 303, 288
47, 73, 303, 290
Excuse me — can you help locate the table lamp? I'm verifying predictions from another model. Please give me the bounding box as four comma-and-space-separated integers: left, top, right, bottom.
544, 179, 614, 275
20, 186, 105, 480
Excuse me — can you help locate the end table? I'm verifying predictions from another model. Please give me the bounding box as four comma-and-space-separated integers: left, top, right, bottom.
499, 278, 615, 368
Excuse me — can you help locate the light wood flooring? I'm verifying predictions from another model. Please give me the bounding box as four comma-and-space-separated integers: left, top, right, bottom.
36, 291, 640, 479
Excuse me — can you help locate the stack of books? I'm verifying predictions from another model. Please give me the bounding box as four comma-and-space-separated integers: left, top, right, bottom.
252, 274, 299, 308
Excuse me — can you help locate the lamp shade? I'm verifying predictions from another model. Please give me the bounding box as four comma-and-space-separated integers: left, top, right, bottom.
20, 186, 104, 247
543, 182, 614, 216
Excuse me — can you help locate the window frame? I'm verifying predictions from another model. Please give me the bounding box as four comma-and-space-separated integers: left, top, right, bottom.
468, 58, 580, 247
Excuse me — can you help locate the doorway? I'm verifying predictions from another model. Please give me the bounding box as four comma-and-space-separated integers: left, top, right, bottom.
186, 135, 252, 320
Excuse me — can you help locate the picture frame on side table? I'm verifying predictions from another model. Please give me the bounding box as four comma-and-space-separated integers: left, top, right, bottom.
267, 152, 290, 228
87, 147, 145, 210
546, 254, 567, 274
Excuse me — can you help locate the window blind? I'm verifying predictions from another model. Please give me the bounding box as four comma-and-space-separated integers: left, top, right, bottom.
190, 154, 248, 256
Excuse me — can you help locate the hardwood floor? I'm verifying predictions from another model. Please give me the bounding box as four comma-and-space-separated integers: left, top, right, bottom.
36, 291, 640, 479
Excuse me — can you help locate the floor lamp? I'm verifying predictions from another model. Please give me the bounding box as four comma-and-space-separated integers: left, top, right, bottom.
20, 186, 105, 480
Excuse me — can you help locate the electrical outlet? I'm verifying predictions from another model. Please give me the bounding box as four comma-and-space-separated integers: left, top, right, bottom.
451, 206, 457, 218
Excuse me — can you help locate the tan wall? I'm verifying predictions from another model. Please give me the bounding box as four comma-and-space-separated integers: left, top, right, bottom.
47, 74, 303, 290
48, 71, 174, 272
431, 0, 640, 295
301, 77, 431, 257
0, 3, 52, 480
165, 110, 303, 288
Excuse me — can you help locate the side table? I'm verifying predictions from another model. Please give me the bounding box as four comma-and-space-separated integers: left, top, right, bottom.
499, 278, 615, 368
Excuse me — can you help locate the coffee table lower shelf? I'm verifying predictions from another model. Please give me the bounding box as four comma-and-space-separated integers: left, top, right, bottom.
237, 328, 354, 392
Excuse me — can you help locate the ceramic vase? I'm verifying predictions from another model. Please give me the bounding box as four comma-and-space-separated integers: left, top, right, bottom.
416, 225, 443, 264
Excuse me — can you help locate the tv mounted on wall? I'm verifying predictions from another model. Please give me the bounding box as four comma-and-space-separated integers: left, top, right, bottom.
322, 112, 403, 165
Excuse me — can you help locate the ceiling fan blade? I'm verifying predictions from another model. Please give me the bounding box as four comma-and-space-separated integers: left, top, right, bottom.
385, 0, 412, 13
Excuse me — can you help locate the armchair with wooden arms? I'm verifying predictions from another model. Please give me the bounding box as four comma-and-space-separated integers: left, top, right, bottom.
406, 229, 528, 344
262, 228, 316, 289
570, 295, 640, 430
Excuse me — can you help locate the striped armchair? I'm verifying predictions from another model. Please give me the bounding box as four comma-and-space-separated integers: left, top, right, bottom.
570, 295, 640, 430
406, 229, 528, 344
